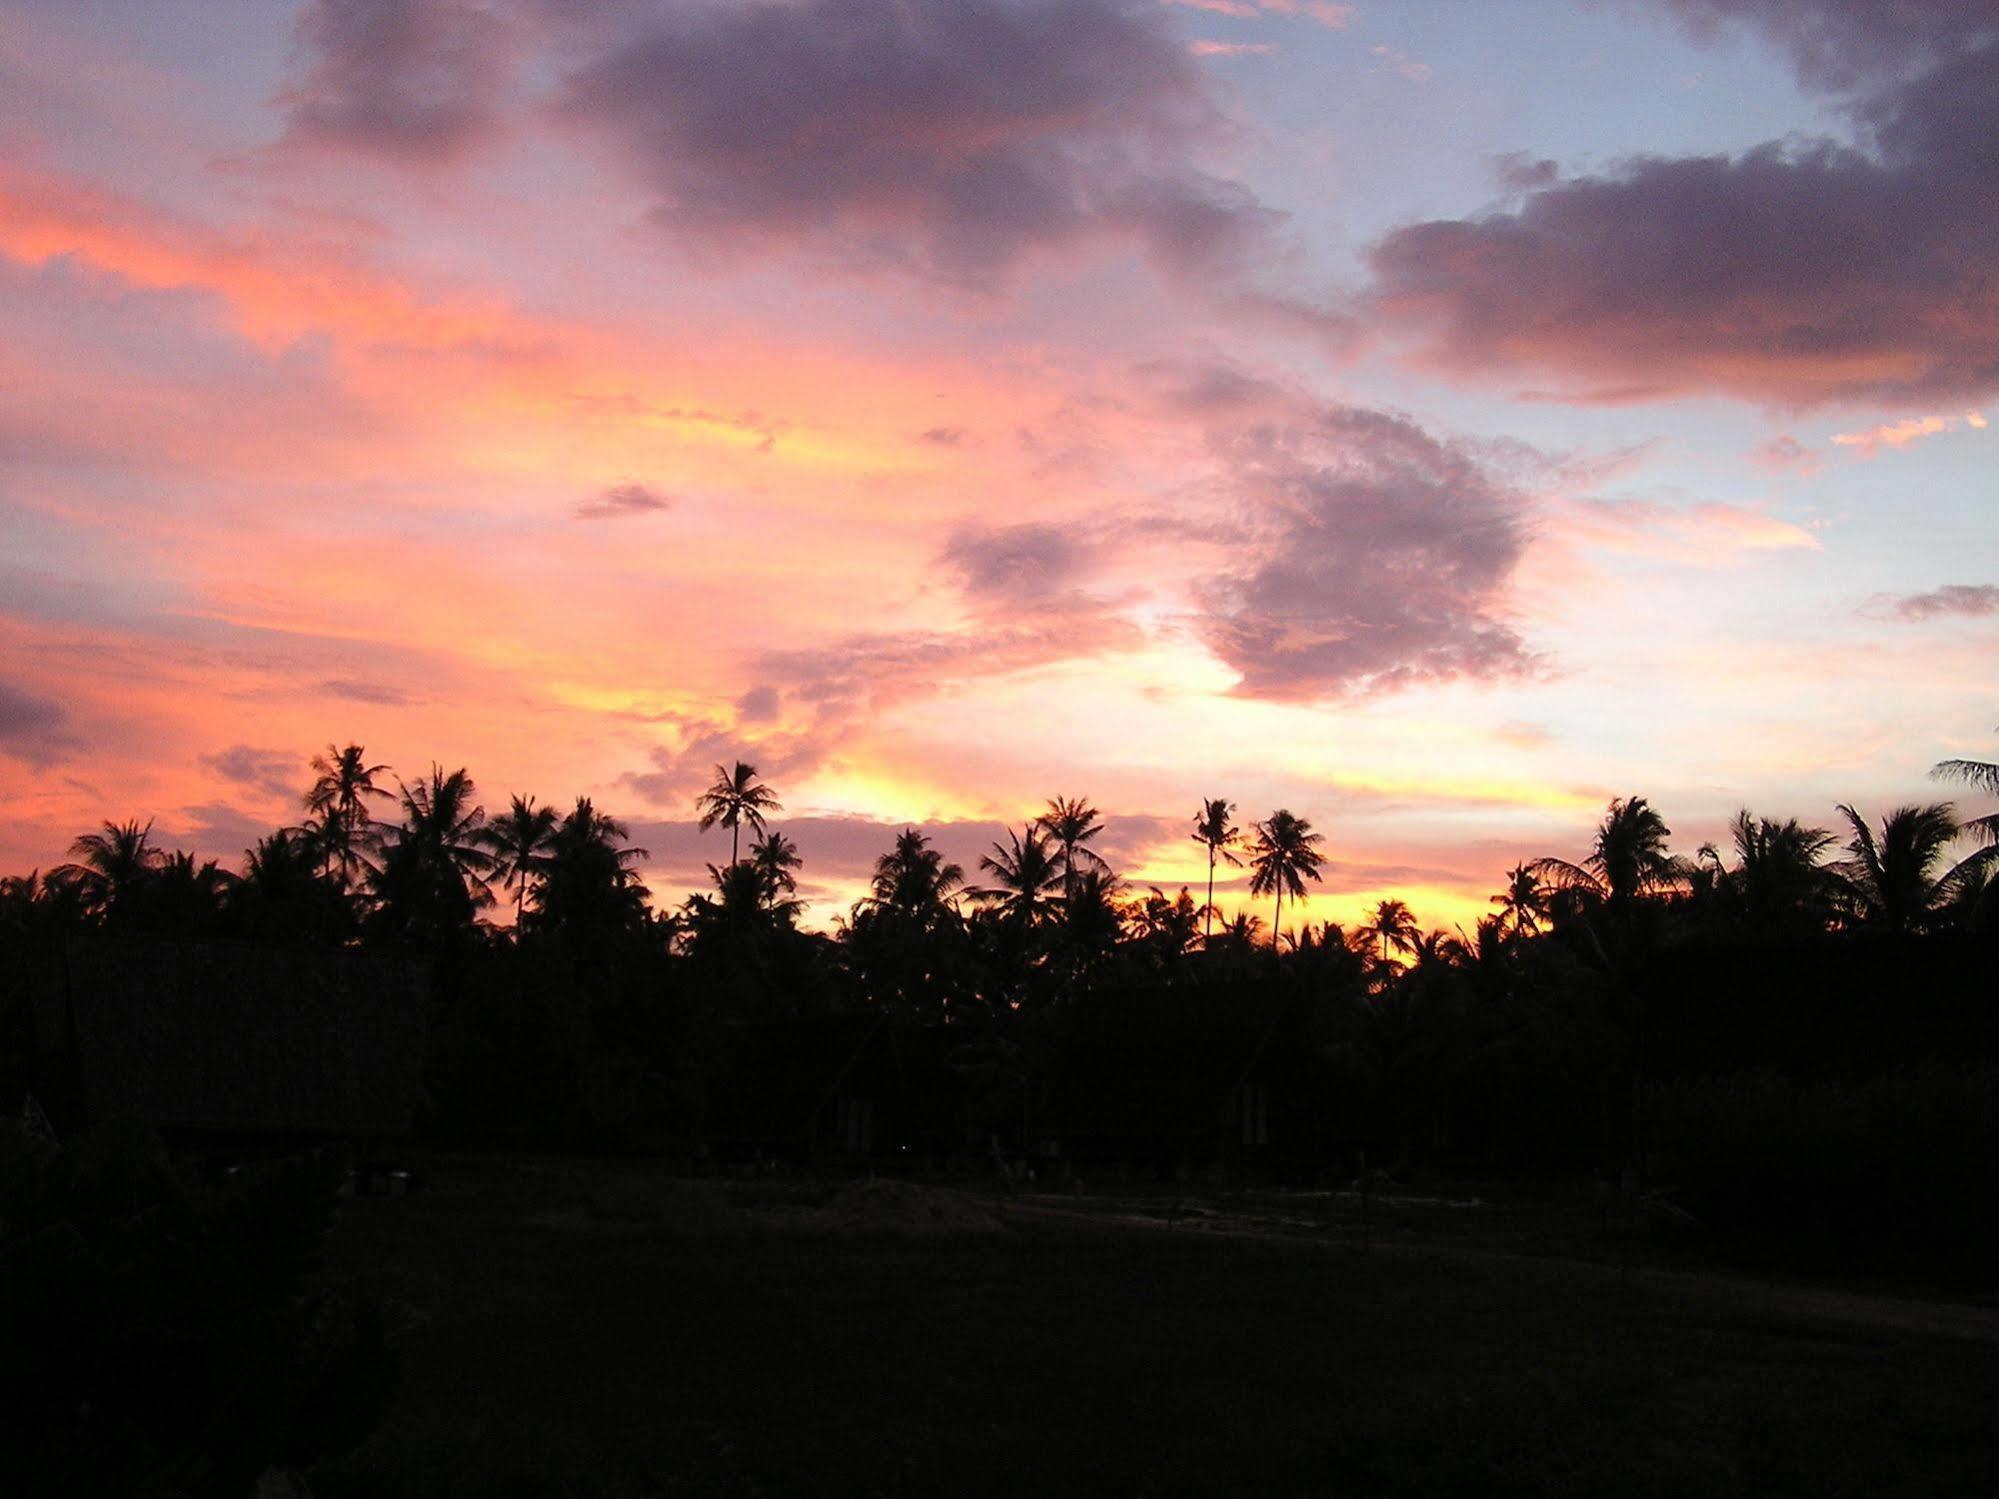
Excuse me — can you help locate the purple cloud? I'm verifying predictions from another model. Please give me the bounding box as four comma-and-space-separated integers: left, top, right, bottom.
276, 0, 517, 165
1196, 404, 1538, 700
200, 744, 303, 802
1887, 583, 1999, 621
941, 522, 1089, 601
0, 678, 70, 763
555, 0, 1277, 286
1654, 0, 1998, 89
573, 481, 672, 520
316, 677, 414, 705
1366, 12, 1999, 408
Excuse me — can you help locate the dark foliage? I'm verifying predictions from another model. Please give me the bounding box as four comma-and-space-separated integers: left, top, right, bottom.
0, 1121, 393, 1495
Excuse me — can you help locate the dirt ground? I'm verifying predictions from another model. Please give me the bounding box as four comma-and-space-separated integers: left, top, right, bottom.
310, 1157, 1999, 1498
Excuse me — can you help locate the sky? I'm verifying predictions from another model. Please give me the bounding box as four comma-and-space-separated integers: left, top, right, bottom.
1, 0, 1995, 936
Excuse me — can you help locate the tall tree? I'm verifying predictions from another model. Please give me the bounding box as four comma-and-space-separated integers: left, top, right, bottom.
972, 824, 1064, 930
1716, 809, 1839, 937
865, 827, 964, 923
1490, 862, 1547, 940
1932, 730, 1999, 848
1190, 797, 1242, 943
237, 828, 347, 942
1247, 810, 1325, 952
488, 794, 559, 926
1126, 885, 1203, 966
1834, 802, 1968, 936
148, 850, 235, 937
1531, 796, 1680, 922
302, 744, 390, 890
749, 830, 802, 912
366, 766, 495, 944
1037, 796, 1108, 899
534, 796, 650, 936
696, 761, 781, 867
50, 819, 162, 925
1362, 897, 1420, 969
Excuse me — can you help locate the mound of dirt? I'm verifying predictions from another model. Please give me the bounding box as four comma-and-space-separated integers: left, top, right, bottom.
535, 1176, 748, 1238
814, 1179, 1009, 1237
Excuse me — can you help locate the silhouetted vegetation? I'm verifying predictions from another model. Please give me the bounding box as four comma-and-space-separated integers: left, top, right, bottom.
0, 1120, 393, 1495
3, 735, 1996, 1275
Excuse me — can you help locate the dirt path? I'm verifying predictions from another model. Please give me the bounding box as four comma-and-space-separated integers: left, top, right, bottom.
1006, 1194, 1999, 1345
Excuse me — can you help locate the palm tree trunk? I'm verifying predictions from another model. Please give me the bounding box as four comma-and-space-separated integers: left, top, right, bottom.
1272, 886, 1282, 952
1206, 849, 1216, 942
731, 819, 740, 867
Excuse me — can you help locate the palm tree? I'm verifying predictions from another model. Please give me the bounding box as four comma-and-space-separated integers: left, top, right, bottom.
1190, 797, 1242, 942
865, 827, 965, 922
1490, 862, 1547, 939
238, 828, 346, 942
1362, 897, 1420, 969
1247, 809, 1325, 952
534, 796, 650, 935
303, 743, 390, 889
149, 850, 235, 936
488, 794, 559, 926
1530, 796, 1679, 920
1718, 809, 1839, 937
972, 824, 1064, 929
51, 819, 162, 924
1834, 802, 1969, 935
1933, 730, 1999, 847
0, 869, 90, 937
1037, 796, 1109, 899
1127, 885, 1204, 962
1058, 865, 1125, 975
366, 765, 496, 942
749, 830, 802, 911
696, 761, 782, 866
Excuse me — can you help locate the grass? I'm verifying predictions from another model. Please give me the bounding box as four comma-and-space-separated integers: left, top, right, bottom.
310, 1159, 1999, 1498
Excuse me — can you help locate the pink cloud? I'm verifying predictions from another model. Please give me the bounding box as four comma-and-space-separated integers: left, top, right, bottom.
1561, 499, 1821, 564
1830, 412, 1987, 454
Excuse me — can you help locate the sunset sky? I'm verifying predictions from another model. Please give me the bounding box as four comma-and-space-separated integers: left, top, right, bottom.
2, 0, 1994, 935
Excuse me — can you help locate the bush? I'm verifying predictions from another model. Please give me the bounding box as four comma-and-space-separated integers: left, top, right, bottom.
0, 1120, 395, 1496
1655, 1062, 1999, 1265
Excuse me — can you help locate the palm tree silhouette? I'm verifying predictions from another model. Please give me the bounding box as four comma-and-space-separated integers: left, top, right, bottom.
150, 850, 235, 936
1490, 862, 1547, 939
1834, 802, 1969, 935
1037, 796, 1108, 899
1128, 885, 1203, 962
488, 794, 559, 926
238, 828, 345, 941
749, 830, 802, 911
1362, 897, 1420, 969
51, 819, 162, 924
865, 827, 965, 922
972, 824, 1064, 929
303, 743, 390, 889
1716, 810, 1839, 937
1531, 796, 1679, 921
696, 761, 782, 867
366, 765, 496, 941
1933, 729, 1999, 849
1247, 809, 1325, 952
1190, 797, 1242, 943
535, 796, 650, 934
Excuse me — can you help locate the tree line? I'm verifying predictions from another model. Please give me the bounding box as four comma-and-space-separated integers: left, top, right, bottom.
4, 739, 1994, 970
